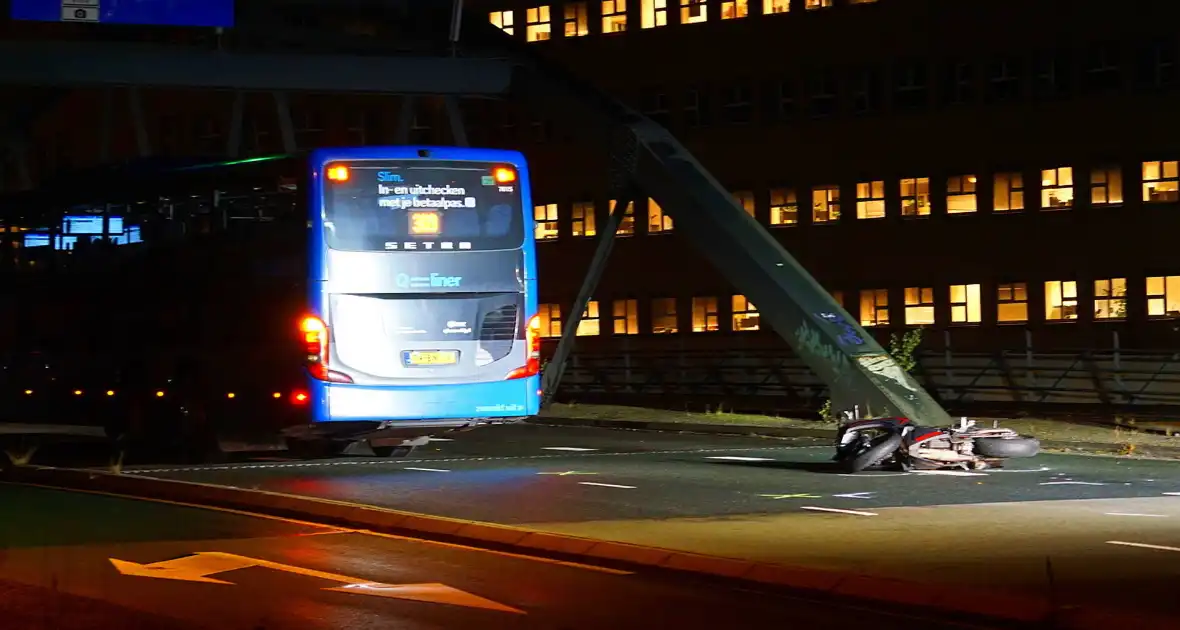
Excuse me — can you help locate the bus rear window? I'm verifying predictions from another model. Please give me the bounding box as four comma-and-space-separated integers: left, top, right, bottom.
322, 160, 524, 252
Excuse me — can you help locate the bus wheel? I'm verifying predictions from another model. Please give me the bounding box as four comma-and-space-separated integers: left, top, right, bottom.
371, 445, 416, 458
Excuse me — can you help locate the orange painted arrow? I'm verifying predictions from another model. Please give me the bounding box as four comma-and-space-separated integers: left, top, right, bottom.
110, 552, 523, 614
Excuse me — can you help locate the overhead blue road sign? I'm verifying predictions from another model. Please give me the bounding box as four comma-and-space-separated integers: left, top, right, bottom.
11, 0, 235, 27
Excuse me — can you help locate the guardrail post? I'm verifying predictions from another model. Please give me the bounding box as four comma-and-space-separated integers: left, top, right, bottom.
540, 195, 633, 407
943, 329, 954, 382
622, 337, 633, 392
1024, 329, 1037, 391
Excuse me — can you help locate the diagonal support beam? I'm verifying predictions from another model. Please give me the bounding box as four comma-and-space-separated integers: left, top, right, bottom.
541, 195, 633, 407
477, 20, 952, 424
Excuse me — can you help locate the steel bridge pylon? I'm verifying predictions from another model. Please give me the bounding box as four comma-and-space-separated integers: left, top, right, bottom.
1, 5, 952, 425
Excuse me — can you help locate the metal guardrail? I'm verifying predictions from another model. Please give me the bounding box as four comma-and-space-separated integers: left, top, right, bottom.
546, 347, 1180, 415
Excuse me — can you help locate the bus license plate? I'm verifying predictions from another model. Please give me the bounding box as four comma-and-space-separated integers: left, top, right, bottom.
404, 350, 459, 366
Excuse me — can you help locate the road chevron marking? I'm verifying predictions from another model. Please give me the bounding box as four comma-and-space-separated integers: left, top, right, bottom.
121, 445, 827, 475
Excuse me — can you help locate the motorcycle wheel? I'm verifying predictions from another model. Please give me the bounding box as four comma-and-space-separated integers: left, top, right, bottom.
974, 436, 1040, 458
841, 432, 904, 473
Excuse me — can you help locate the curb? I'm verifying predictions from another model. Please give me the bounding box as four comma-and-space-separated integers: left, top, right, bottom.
530, 416, 1180, 459
3, 465, 1172, 629
529, 416, 834, 439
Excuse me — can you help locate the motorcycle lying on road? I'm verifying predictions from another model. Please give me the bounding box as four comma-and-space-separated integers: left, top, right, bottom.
834, 415, 1040, 473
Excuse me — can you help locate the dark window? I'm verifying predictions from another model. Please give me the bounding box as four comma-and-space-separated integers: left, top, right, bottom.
1034, 51, 1072, 100
1083, 42, 1122, 94
808, 70, 838, 118
987, 55, 1024, 102
683, 85, 712, 127
893, 61, 928, 110
761, 78, 796, 123
941, 60, 975, 105
850, 67, 882, 114
1136, 38, 1178, 90
640, 87, 671, 127
721, 82, 754, 125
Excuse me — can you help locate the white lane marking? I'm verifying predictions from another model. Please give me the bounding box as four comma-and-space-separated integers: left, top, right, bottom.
989, 466, 1052, 473
426, 438, 453, 442
706, 456, 775, 462
1107, 541, 1180, 553
1163, 492, 1180, 496
542, 447, 599, 452
578, 482, 636, 489
801, 506, 878, 517
833, 492, 875, 499
836, 473, 912, 478
915, 470, 988, 477
1040, 481, 1106, 486
122, 445, 826, 475
403, 467, 450, 473
1105, 513, 1169, 518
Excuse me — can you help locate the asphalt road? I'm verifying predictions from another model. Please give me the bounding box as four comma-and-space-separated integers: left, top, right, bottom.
102, 423, 1180, 619
0, 483, 998, 630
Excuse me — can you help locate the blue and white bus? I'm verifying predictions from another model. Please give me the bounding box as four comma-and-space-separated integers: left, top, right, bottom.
292, 147, 542, 453
0, 146, 541, 458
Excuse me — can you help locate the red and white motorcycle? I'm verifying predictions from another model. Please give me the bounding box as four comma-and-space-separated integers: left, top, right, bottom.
834, 415, 1040, 473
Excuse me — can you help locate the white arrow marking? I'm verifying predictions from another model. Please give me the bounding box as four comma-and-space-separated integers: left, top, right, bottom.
837, 472, 912, 478
1107, 541, 1180, 553
110, 552, 523, 613
542, 447, 598, 452
706, 456, 775, 462
404, 467, 450, 472
578, 482, 636, 489
833, 492, 875, 499
801, 506, 878, 517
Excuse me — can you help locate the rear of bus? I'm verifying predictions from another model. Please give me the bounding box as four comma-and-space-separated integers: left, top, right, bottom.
301, 147, 541, 436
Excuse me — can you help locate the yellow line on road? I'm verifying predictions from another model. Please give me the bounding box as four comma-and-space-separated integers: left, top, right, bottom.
4, 481, 632, 575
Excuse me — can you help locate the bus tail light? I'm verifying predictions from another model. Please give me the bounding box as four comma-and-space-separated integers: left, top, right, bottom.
493, 167, 516, 184
506, 314, 542, 380
300, 315, 353, 384
326, 165, 350, 182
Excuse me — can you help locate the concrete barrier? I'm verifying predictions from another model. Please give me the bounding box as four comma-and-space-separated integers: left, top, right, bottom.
5, 464, 1175, 628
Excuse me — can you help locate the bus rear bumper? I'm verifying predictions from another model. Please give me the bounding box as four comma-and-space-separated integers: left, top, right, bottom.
308, 375, 541, 425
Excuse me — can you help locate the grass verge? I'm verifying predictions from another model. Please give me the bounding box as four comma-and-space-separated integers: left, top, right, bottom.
538, 403, 1180, 456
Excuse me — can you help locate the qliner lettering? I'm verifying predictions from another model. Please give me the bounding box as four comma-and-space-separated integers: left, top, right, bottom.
395, 272, 463, 288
